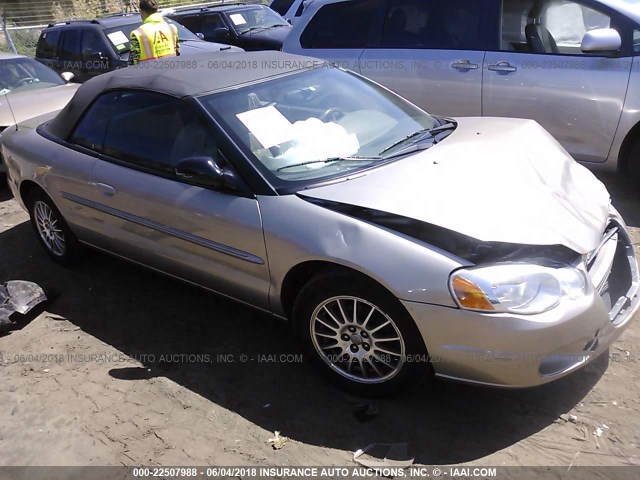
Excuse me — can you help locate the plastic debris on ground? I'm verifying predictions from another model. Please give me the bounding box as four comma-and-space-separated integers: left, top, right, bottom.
268, 431, 289, 450
353, 443, 414, 471
0, 281, 47, 332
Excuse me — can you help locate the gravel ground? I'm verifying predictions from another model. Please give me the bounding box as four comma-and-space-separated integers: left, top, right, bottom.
0, 172, 639, 467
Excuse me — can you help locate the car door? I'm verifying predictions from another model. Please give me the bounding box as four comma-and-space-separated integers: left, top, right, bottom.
79, 29, 111, 80
48, 92, 116, 234
358, 0, 486, 117
171, 14, 204, 36
482, 0, 632, 163
83, 90, 271, 310
285, 0, 384, 73
35, 29, 62, 73
202, 13, 234, 43
57, 29, 82, 80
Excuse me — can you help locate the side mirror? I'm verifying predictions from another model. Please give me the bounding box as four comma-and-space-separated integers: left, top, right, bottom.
581, 28, 621, 53
196, 32, 205, 40
209, 27, 230, 42
60, 71, 75, 82
175, 156, 240, 190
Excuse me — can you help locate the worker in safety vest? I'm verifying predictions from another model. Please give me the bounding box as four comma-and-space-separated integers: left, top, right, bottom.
129, 0, 179, 65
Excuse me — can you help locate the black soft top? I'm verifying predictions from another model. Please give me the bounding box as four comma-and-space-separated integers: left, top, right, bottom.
46, 50, 325, 140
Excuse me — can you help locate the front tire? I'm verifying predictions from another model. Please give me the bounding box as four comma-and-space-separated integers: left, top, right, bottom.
27, 189, 82, 266
293, 272, 431, 396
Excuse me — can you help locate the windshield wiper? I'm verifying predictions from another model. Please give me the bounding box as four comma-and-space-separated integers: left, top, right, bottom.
239, 26, 267, 35
379, 122, 457, 157
277, 155, 382, 172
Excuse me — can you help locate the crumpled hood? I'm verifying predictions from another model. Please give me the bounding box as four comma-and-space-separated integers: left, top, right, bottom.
0, 83, 79, 127
300, 117, 611, 255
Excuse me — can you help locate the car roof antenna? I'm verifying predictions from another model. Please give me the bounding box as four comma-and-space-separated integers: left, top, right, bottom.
3, 93, 18, 131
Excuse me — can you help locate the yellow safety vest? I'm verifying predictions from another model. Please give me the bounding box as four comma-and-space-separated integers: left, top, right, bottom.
131, 13, 178, 62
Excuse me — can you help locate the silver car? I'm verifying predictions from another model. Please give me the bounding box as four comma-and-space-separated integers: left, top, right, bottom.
2, 51, 637, 395
0, 53, 79, 174
269, 0, 315, 24
282, 0, 640, 179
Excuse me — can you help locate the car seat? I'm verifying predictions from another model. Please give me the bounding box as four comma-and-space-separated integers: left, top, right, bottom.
525, 22, 559, 53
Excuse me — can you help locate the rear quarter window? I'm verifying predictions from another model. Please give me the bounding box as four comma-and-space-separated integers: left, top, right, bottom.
271, 0, 296, 16
36, 30, 60, 59
69, 92, 119, 152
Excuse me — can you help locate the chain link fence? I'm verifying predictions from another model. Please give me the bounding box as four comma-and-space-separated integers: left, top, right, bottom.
0, 0, 262, 57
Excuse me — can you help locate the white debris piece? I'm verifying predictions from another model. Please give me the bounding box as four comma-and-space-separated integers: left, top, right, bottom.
268, 431, 289, 450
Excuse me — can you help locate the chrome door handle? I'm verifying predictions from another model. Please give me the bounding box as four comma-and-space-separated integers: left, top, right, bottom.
91, 182, 118, 197
451, 60, 479, 70
488, 61, 517, 73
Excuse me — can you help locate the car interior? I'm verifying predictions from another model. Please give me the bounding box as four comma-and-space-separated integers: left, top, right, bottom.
0, 58, 63, 94
382, 0, 482, 50
501, 0, 611, 54
203, 68, 436, 181
71, 91, 218, 175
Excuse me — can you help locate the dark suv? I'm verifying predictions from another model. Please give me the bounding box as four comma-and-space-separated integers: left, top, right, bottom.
35, 13, 242, 82
166, 3, 292, 51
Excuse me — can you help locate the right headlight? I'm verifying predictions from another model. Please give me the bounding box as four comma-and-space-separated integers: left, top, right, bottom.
450, 263, 586, 315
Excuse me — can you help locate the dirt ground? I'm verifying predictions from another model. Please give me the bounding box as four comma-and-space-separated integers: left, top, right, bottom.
0, 171, 639, 468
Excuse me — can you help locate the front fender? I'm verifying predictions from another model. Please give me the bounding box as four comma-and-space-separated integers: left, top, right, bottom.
259, 194, 464, 317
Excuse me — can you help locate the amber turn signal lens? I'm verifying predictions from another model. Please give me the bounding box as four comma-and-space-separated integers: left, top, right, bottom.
452, 275, 495, 311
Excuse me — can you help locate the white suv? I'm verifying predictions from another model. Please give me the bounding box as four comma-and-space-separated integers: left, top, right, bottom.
283, 0, 640, 176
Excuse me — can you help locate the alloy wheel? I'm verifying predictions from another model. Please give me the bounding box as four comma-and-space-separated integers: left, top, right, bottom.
34, 200, 66, 257
310, 296, 406, 384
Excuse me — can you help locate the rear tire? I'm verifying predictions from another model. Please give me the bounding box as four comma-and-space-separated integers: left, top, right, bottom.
27, 189, 82, 266
293, 271, 432, 396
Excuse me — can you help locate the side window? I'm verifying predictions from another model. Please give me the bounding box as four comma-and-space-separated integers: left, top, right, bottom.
69, 92, 118, 152
300, 0, 379, 49
295, 1, 305, 17
80, 30, 106, 61
174, 15, 203, 35
36, 30, 60, 59
543, 1, 610, 52
169, 106, 219, 166
58, 30, 81, 61
201, 14, 227, 37
500, 0, 533, 52
501, 0, 614, 55
102, 92, 217, 176
270, 0, 296, 16
634, 30, 640, 54
382, 0, 483, 50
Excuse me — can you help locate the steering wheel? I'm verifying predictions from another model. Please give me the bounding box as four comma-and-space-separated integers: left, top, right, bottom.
13, 77, 36, 87
319, 107, 345, 122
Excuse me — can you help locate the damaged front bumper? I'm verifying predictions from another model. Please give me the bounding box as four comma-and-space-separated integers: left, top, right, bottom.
403, 214, 639, 388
